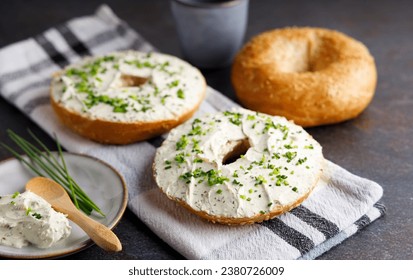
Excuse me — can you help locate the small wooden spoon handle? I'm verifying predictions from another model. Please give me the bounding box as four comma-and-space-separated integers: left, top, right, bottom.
66, 209, 122, 252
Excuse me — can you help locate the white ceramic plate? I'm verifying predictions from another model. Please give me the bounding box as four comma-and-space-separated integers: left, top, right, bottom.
0, 152, 127, 259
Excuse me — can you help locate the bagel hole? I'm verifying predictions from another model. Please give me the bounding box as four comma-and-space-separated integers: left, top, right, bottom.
119, 74, 148, 87
223, 138, 251, 165
273, 39, 319, 73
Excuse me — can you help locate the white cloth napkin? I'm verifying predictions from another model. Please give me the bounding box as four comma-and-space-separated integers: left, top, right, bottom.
0, 5, 385, 259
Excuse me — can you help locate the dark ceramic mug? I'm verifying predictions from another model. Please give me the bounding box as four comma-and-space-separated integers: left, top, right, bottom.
171, 0, 249, 69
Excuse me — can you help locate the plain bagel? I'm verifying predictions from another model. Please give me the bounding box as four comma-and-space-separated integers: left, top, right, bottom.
231, 27, 377, 127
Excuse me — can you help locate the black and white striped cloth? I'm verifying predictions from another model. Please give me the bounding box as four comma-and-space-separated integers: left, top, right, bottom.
0, 5, 385, 259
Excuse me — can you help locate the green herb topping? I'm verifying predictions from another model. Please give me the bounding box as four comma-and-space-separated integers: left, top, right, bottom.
32, 212, 42, 219
283, 151, 297, 162
164, 160, 172, 170
255, 175, 267, 185
11, 191, 20, 199
168, 80, 179, 88
284, 144, 297, 149
177, 89, 185, 99
247, 115, 256, 121
174, 152, 186, 164
179, 168, 229, 186
296, 157, 308, 165
1, 130, 105, 216
223, 111, 243, 126
176, 135, 189, 150
275, 174, 289, 186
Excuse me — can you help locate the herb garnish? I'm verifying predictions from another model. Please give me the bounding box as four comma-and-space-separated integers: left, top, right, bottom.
1, 130, 105, 216
174, 152, 186, 164
85, 94, 129, 113
176, 135, 189, 150
168, 80, 179, 88
232, 179, 243, 186
180, 168, 229, 186
255, 175, 267, 185
177, 89, 185, 99
284, 144, 297, 149
275, 174, 289, 186
191, 139, 202, 154
164, 160, 172, 170
283, 151, 297, 162
188, 125, 203, 136
32, 212, 42, 220
223, 111, 243, 126
296, 157, 307, 165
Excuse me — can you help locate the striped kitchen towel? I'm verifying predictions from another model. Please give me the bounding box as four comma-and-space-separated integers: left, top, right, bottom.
0, 5, 385, 259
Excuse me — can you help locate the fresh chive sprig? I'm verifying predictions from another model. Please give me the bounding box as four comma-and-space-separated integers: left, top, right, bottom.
1, 129, 105, 217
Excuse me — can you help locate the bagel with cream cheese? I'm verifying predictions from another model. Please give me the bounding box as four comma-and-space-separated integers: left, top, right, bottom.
231, 27, 377, 127
153, 108, 324, 225
50, 50, 206, 144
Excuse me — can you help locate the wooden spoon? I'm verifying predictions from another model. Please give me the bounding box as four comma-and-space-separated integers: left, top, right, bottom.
26, 177, 122, 252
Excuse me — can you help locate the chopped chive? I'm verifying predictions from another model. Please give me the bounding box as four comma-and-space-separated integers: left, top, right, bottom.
177, 89, 185, 99
32, 212, 42, 219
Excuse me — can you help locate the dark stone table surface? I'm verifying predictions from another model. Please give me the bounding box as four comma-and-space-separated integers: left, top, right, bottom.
0, 0, 412, 260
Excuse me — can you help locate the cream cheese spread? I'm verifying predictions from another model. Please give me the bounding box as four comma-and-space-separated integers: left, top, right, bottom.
154, 108, 324, 219
51, 50, 205, 123
0, 191, 71, 249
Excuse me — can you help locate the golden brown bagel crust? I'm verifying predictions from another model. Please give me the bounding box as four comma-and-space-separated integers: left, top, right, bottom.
50, 91, 204, 144
157, 165, 322, 226
231, 27, 377, 127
